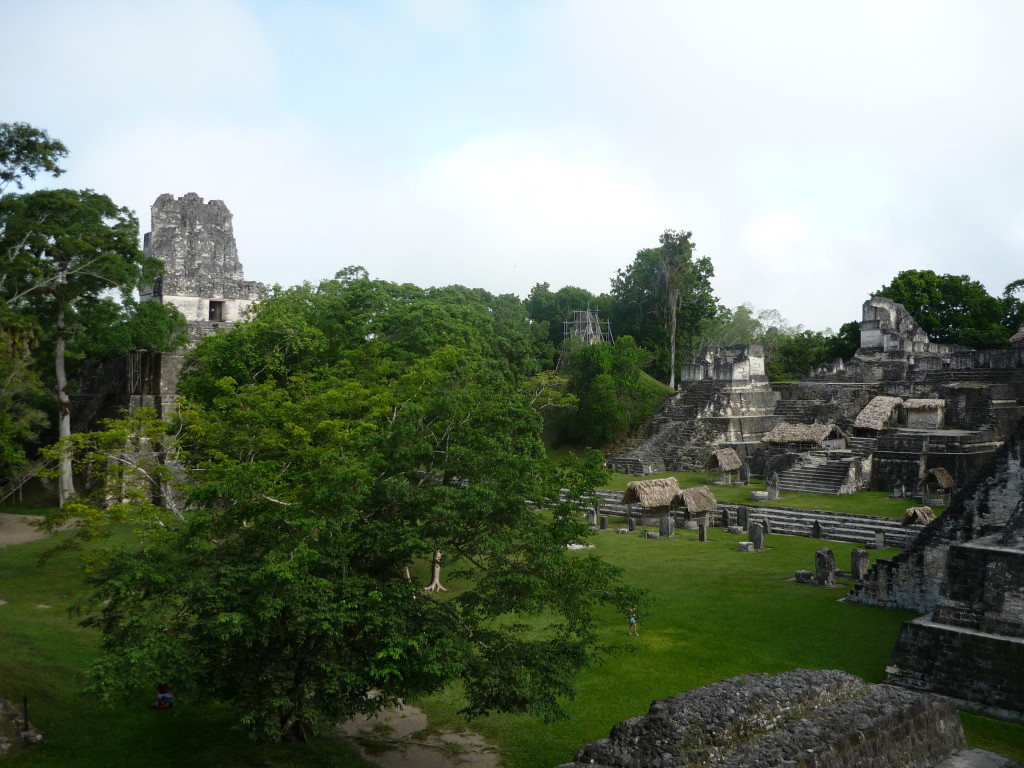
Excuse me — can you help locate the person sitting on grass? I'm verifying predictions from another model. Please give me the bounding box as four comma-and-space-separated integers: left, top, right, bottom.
153, 682, 174, 709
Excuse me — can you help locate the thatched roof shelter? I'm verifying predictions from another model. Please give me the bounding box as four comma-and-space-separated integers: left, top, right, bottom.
621, 477, 680, 508
902, 507, 936, 526
1010, 326, 1024, 346
854, 396, 903, 431
923, 467, 955, 489
706, 448, 742, 472
761, 422, 848, 446
674, 485, 718, 513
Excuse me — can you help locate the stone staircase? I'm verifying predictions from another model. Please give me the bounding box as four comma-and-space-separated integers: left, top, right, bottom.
848, 436, 877, 456
776, 453, 854, 495
773, 398, 824, 421
608, 402, 727, 475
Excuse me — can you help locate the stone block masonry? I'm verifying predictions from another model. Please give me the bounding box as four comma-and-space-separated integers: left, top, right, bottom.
555, 669, 983, 768
848, 420, 1024, 613
888, 618, 1024, 719
141, 193, 263, 324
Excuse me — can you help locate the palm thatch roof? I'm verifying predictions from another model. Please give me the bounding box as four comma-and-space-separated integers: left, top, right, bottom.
674, 485, 718, 512
903, 398, 945, 411
902, 507, 936, 525
854, 396, 903, 430
621, 477, 680, 508
1010, 327, 1024, 346
761, 422, 848, 445
923, 467, 955, 489
707, 448, 742, 472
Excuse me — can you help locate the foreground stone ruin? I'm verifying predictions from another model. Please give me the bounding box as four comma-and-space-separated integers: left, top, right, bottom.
556, 669, 1019, 768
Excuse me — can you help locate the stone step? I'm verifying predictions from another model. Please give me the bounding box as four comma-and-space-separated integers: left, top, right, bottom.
729, 504, 919, 548
590, 490, 920, 548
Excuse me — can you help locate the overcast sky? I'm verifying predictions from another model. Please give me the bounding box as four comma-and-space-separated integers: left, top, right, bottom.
6, 0, 1023, 332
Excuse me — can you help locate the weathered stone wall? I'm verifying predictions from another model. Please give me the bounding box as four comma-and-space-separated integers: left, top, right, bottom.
556, 669, 971, 768
888, 616, 1024, 719
932, 540, 1024, 637
848, 419, 1024, 612
142, 193, 263, 324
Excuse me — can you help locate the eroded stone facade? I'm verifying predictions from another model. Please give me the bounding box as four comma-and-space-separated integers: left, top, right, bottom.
138, 193, 264, 409
142, 192, 262, 333
555, 669, 997, 768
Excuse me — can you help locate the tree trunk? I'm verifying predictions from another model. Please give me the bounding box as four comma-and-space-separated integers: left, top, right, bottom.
423, 550, 447, 592
667, 288, 679, 390
55, 301, 75, 506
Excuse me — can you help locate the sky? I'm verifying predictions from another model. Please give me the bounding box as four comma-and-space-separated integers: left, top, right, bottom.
6, 0, 1024, 332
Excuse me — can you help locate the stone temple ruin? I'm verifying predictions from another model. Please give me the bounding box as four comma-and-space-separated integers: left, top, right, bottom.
849, 420, 1024, 719
604, 297, 1024, 727
610, 295, 1024, 500
134, 193, 264, 412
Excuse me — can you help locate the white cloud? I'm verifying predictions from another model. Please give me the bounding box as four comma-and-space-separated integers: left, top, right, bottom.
7, 0, 1024, 333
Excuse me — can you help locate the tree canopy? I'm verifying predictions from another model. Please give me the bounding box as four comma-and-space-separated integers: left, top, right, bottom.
0, 122, 67, 193
877, 269, 1016, 349
609, 231, 716, 385
75, 272, 636, 741
0, 123, 186, 496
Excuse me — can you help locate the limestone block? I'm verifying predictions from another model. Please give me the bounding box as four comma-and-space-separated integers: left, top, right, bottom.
815, 546, 836, 586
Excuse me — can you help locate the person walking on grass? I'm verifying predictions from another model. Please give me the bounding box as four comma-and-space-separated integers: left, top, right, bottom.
627, 606, 640, 636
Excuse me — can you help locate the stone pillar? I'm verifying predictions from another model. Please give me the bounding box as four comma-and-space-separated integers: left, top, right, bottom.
721, 508, 733, 528
698, 523, 708, 542
812, 520, 823, 538
599, 515, 608, 530
627, 515, 636, 532
749, 522, 764, 551
737, 507, 749, 531
815, 547, 836, 586
587, 510, 597, 526
851, 549, 871, 580
659, 515, 675, 538
873, 530, 886, 548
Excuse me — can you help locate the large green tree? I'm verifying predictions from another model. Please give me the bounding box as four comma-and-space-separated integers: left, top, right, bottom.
0, 122, 67, 194
877, 269, 1012, 349
1, 123, 185, 495
0, 123, 67, 479
525, 282, 612, 360
0, 188, 183, 502
609, 231, 716, 386
76, 272, 636, 742
557, 335, 652, 445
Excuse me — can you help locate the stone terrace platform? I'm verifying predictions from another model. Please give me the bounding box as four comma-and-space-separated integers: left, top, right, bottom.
591, 490, 920, 549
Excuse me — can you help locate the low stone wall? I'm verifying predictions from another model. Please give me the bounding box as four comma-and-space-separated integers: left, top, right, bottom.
555, 669, 973, 768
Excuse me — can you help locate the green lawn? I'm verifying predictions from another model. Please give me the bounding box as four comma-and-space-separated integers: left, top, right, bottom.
0, 525, 374, 768
604, 471, 946, 519
1, 510, 1018, 766
414, 525, 1022, 767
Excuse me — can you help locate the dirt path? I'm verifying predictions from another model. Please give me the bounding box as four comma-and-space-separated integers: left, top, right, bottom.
0, 514, 51, 548
337, 702, 502, 768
